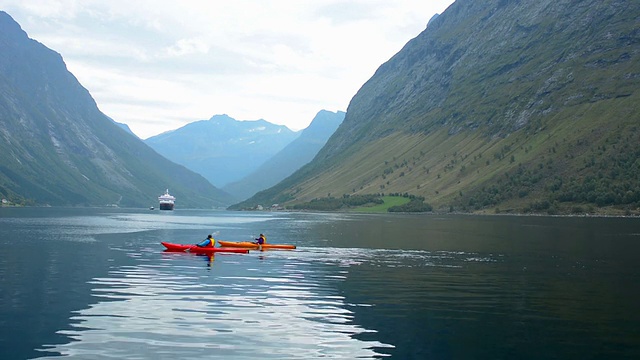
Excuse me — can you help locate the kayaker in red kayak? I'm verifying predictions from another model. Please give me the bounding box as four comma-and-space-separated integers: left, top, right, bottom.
254, 233, 266, 245
196, 234, 215, 248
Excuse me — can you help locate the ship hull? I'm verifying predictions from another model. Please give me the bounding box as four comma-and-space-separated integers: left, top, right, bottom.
159, 203, 174, 210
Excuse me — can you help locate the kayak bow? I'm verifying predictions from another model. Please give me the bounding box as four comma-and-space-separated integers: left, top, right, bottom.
161, 242, 249, 254
217, 240, 296, 250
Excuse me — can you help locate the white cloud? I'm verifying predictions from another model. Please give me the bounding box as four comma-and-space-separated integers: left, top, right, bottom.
0, 0, 455, 138
164, 38, 210, 57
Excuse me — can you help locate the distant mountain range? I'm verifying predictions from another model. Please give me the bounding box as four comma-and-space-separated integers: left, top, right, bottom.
233, 0, 640, 215
0, 11, 233, 208
144, 114, 300, 191
222, 110, 344, 200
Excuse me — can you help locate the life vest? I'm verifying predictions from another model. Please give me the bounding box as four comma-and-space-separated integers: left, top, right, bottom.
258, 235, 266, 244
196, 235, 216, 248
206, 237, 215, 247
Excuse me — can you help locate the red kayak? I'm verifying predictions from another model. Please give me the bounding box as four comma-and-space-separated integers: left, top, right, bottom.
161, 242, 248, 254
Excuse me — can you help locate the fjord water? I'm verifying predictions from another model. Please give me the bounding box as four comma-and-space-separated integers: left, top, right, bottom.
1, 208, 639, 359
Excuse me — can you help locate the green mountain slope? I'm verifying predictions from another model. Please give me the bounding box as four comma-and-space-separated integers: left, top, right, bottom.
233, 0, 640, 214
0, 11, 234, 208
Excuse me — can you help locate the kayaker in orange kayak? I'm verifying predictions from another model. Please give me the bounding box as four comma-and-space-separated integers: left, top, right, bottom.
196, 234, 215, 248
254, 233, 266, 245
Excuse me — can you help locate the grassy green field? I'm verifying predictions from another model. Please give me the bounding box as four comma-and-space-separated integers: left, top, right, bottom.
352, 196, 411, 213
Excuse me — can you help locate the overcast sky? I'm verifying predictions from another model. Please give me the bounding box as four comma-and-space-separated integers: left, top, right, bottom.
1, 1, 455, 139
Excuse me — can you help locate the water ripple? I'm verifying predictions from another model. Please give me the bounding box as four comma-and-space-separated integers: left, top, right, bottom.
37, 252, 394, 359
291, 246, 498, 269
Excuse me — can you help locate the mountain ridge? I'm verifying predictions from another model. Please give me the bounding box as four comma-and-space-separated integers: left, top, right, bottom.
145, 114, 300, 190
222, 110, 344, 200
0, 11, 233, 207
232, 0, 640, 215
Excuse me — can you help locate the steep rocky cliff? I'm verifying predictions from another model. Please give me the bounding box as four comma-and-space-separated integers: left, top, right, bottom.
0, 11, 233, 207
236, 0, 640, 214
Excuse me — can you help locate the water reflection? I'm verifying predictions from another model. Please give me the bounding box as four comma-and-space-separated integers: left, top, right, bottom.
36, 243, 497, 358
3, 209, 638, 359
36, 248, 396, 359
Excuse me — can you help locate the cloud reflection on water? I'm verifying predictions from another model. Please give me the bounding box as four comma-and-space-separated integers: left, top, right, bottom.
37, 249, 394, 359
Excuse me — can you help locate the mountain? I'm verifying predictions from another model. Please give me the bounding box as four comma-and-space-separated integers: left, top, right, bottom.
222, 110, 344, 200
427, 13, 439, 27
232, 0, 640, 215
145, 114, 300, 190
108, 116, 137, 137
0, 11, 234, 208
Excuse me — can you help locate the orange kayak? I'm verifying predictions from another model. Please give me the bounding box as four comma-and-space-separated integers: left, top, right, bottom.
217, 240, 296, 250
